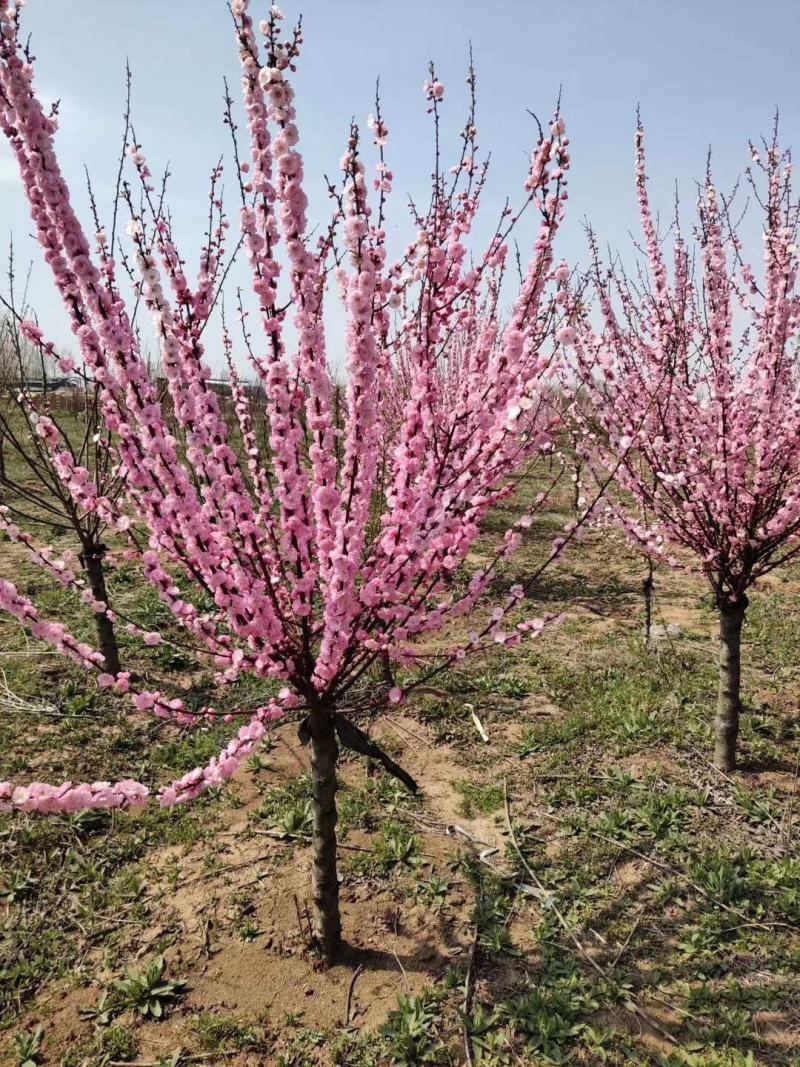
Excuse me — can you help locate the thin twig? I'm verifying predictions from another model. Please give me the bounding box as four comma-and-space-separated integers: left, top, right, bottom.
178, 855, 272, 887
379, 717, 417, 751
781, 750, 800, 843
345, 963, 364, 1026
387, 713, 430, 743
110, 1054, 239, 1066
462, 924, 479, 1067
611, 905, 647, 967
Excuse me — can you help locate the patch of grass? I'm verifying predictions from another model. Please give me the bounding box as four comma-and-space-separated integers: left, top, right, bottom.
11, 1026, 44, 1067
471, 671, 530, 699
98, 1026, 140, 1063
454, 779, 504, 818
100, 956, 187, 1021
730, 782, 783, 826
1, 868, 38, 903
238, 919, 262, 942
498, 959, 602, 1059
688, 848, 753, 907
414, 873, 450, 913
193, 1013, 270, 1053
380, 989, 443, 1067
252, 775, 314, 839
353, 821, 422, 876
516, 712, 592, 756
338, 774, 417, 834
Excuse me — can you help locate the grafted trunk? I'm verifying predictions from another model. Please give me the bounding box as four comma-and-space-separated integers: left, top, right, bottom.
715, 599, 747, 772
308, 707, 341, 960
82, 548, 121, 677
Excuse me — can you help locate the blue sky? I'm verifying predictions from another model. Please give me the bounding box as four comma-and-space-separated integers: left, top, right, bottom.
1, 0, 798, 370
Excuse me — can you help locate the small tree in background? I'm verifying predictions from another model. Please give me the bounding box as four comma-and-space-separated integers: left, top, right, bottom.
0, 0, 574, 957
567, 121, 800, 771
0, 312, 123, 674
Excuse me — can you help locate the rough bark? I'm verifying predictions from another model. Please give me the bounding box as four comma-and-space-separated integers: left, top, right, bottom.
308, 707, 341, 960
82, 548, 121, 676
715, 599, 747, 772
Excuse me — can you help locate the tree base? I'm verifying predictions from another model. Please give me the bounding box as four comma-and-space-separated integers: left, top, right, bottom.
309, 708, 341, 960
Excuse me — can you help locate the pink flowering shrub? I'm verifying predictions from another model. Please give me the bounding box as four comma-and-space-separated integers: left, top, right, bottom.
567, 121, 800, 770
0, 0, 572, 953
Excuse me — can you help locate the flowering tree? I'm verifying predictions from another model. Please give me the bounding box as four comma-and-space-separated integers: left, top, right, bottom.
0, 312, 124, 673
566, 121, 800, 771
0, 0, 572, 957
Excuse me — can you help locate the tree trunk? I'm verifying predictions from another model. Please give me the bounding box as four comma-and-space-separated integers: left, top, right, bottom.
715, 599, 747, 772
82, 549, 121, 676
308, 707, 341, 960
642, 558, 654, 645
